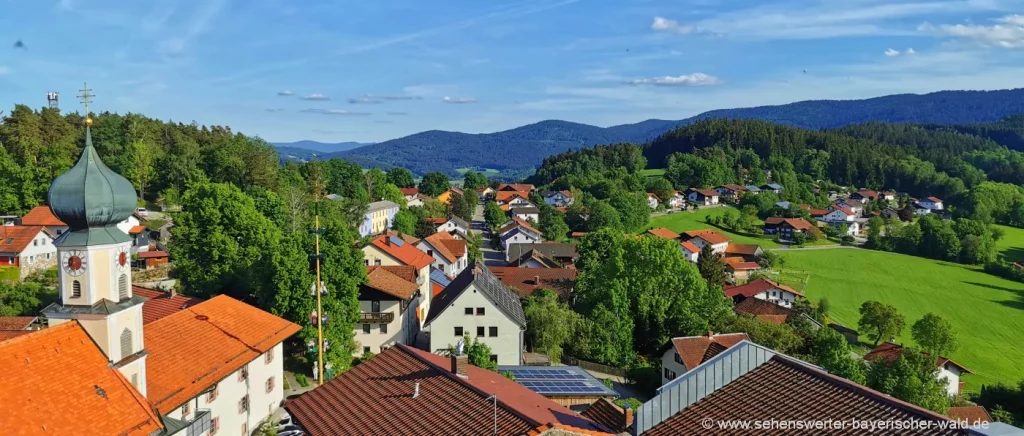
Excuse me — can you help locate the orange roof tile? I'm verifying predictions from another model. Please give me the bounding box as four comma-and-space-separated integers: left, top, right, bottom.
683, 229, 731, 245
400, 187, 419, 196
132, 287, 204, 324
680, 241, 701, 253
646, 227, 680, 240
422, 231, 465, 263
364, 266, 418, 300
496, 191, 530, 202
128, 225, 147, 235
499, 183, 535, 192
726, 261, 761, 271
0, 316, 36, 330
0, 330, 34, 341
668, 333, 750, 370
725, 243, 761, 256
947, 406, 991, 424
369, 232, 433, 269
0, 322, 163, 435
764, 217, 814, 230
145, 295, 300, 410
20, 205, 66, 227
0, 225, 49, 254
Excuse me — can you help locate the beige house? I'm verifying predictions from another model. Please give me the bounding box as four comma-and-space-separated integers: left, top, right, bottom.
362, 232, 435, 324
356, 266, 421, 356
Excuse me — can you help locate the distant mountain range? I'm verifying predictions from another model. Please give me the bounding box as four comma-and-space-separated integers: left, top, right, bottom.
274, 89, 1024, 177
271, 140, 373, 161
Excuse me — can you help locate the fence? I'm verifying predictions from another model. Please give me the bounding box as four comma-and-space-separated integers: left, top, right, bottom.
563, 356, 630, 381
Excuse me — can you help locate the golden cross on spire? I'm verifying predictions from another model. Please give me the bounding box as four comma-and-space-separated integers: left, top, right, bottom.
78, 82, 95, 126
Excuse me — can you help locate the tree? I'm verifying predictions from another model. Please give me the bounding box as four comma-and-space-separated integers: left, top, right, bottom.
392, 209, 417, 235
377, 183, 406, 207
171, 182, 280, 301
465, 231, 484, 262
131, 139, 157, 200
386, 167, 416, 188
811, 327, 866, 383
364, 168, 388, 199
724, 315, 803, 354
858, 301, 906, 347
447, 191, 473, 221
911, 313, 958, 358
697, 244, 727, 288
419, 172, 450, 197
866, 216, 885, 248
446, 336, 498, 371
538, 204, 570, 242
866, 347, 950, 413
462, 171, 488, 190
609, 190, 650, 233
484, 201, 506, 231
645, 177, 674, 202
0, 281, 56, 317
523, 289, 580, 363
586, 200, 622, 232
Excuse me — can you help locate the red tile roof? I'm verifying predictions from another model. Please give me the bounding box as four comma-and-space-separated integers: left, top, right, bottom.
0, 316, 36, 330
643, 356, 963, 435
364, 265, 418, 300
496, 191, 531, 203
726, 261, 761, 271
733, 296, 796, 324
400, 187, 419, 196
137, 250, 168, 259
527, 423, 614, 436
369, 232, 434, 269
720, 184, 745, 192
581, 398, 633, 433
689, 188, 718, 197
145, 295, 300, 410
0, 225, 48, 254
0, 322, 163, 435
285, 344, 608, 435
764, 217, 814, 230
128, 225, 147, 235
0, 330, 34, 341
646, 227, 680, 240
831, 205, 854, 216
857, 189, 879, 199
424, 217, 448, 225
500, 183, 535, 192
570, 232, 587, 238
724, 243, 761, 256
20, 205, 66, 227
927, 196, 943, 203
131, 287, 204, 324
864, 342, 971, 373
423, 231, 466, 263
947, 406, 991, 424
667, 333, 750, 370
680, 241, 700, 253
489, 266, 577, 298
683, 229, 730, 245
724, 278, 804, 299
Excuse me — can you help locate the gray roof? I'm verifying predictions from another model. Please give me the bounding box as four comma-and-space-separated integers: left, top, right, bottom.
367, 200, 400, 212
448, 215, 469, 230
48, 126, 137, 233
424, 261, 527, 327
507, 242, 576, 260
41, 295, 147, 317
511, 206, 540, 214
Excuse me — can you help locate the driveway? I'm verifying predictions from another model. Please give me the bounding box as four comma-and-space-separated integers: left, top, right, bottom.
472, 204, 506, 266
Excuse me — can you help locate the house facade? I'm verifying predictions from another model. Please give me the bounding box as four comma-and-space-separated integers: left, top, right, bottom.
680, 241, 700, 263
682, 229, 730, 254
356, 266, 420, 356
723, 278, 804, 308
646, 193, 660, 209
667, 191, 686, 209
424, 263, 527, 365
763, 217, 814, 239
416, 231, 469, 277
687, 188, 719, 206
362, 233, 435, 323
715, 184, 746, 201
542, 190, 574, 207
510, 206, 540, 223
498, 218, 544, 252
918, 197, 944, 210
359, 200, 400, 237
660, 333, 750, 385
0, 225, 56, 281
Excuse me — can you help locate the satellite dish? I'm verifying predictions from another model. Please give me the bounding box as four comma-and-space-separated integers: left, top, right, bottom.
455, 339, 465, 356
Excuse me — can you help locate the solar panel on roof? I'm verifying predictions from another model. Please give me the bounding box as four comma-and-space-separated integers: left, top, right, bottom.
389, 236, 405, 247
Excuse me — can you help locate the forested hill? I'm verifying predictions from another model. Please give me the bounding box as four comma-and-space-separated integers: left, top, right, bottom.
332, 88, 1024, 178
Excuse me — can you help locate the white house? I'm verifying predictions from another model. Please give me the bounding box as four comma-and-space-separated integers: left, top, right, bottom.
400, 187, 419, 202
687, 188, 719, 206
659, 333, 750, 385
646, 193, 661, 209
362, 233, 435, 323
510, 206, 540, 223
358, 200, 400, 237
667, 191, 687, 209
864, 342, 971, 396
542, 190, 574, 207
0, 225, 56, 280
682, 229, 731, 254
356, 265, 421, 356
918, 197, 944, 210
416, 231, 469, 277
834, 200, 863, 216
723, 278, 804, 308
434, 216, 470, 238
761, 183, 783, 194
424, 263, 527, 365
498, 218, 543, 252
115, 211, 146, 236
680, 240, 700, 263
507, 196, 534, 208
823, 206, 856, 222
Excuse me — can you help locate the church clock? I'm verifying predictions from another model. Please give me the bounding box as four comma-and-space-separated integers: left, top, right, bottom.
61, 250, 88, 276
115, 246, 130, 272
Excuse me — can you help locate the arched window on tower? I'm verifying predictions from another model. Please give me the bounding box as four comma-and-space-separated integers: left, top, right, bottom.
119, 275, 128, 300
72, 280, 81, 298
120, 328, 132, 359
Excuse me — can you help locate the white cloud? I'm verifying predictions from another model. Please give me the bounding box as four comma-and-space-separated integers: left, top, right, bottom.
918, 14, 1024, 48
300, 93, 331, 101
442, 96, 478, 104
885, 48, 901, 56
349, 97, 382, 104
905, 48, 916, 54
277, 90, 294, 96
651, 17, 694, 34
387, 111, 409, 115
265, 108, 286, 112
627, 73, 722, 86
299, 108, 370, 116
378, 95, 424, 101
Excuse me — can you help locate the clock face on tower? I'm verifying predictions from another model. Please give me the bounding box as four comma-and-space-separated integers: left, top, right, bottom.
115, 246, 130, 272
61, 250, 88, 276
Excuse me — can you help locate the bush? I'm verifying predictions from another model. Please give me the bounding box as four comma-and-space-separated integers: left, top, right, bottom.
615, 397, 643, 411
985, 261, 1024, 283
841, 235, 856, 245
294, 373, 309, 387
627, 358, 662, 397
601, 378, 615, 389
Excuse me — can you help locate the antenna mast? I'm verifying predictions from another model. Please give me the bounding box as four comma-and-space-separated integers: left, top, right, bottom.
310, 154, 327, 386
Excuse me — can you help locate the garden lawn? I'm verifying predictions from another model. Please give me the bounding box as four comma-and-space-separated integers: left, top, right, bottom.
639, 168, 666, 177
648, 207, 781, 248
994, 224, 1024, 263
779, 248, 1024, 392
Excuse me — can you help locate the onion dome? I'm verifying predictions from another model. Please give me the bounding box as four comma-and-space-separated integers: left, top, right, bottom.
47, 121, 137, 243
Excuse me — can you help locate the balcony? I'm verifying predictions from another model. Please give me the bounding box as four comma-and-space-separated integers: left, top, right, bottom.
185, 410, 212, 436
360, 312, 394, 323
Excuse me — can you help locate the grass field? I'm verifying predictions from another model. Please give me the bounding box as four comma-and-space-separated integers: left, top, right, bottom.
639, 168, 666, 177
648, 207, 783, 248
455, 167, 501, 176
995, 224, 1024, 263
777, 248, 1024, 391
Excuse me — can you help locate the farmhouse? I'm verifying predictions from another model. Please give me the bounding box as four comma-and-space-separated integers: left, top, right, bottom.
542, 190, 574, 207
680, 240, 700, 263
763, 217, 815, 239
917, 196, 944, 211
659, 332, 750, 384
646, 227, 680, 240
682, 229, 730, 254
666, 190, 687, 209
723, 277, 804, 308
686, 188, 719, 206
715, 184, 746, 201
498, 218, 544, 251
0, 225, 56, 281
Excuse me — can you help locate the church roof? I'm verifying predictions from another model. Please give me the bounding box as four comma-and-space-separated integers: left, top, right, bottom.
47, 125, 136, 243
0, 322, 164, 435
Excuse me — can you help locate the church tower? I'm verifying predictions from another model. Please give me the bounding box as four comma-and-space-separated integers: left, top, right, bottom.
41, 84, 149, 396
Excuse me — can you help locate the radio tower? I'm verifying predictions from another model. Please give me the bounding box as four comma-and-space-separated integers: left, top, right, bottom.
47, 91, 60, 110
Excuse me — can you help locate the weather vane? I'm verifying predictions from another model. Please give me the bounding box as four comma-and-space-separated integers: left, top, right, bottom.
78, 82, 94, 126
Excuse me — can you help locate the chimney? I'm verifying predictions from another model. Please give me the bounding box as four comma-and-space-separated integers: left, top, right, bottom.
534, 275, 540, 286
450, 354, 469, 378
412, 382, 420, 399
707, 331, 714, 338
624, 407, 634, 428
169, 288, 177, 298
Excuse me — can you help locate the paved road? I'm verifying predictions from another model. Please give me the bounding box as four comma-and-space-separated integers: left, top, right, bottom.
472, 204, 506, 266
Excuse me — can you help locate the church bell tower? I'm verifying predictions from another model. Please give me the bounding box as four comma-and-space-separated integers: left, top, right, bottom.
41, 84, 149, 396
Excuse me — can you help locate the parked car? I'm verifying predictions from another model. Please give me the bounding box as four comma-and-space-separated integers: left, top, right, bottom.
136, 208, 149, 217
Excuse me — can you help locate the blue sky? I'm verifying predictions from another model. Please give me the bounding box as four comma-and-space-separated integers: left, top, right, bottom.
3, 0, 1024, 143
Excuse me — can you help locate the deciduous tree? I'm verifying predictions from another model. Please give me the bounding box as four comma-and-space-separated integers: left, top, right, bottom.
858, 301, 905, 347
419, 172, 450, 197
911, 313, 958, 358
